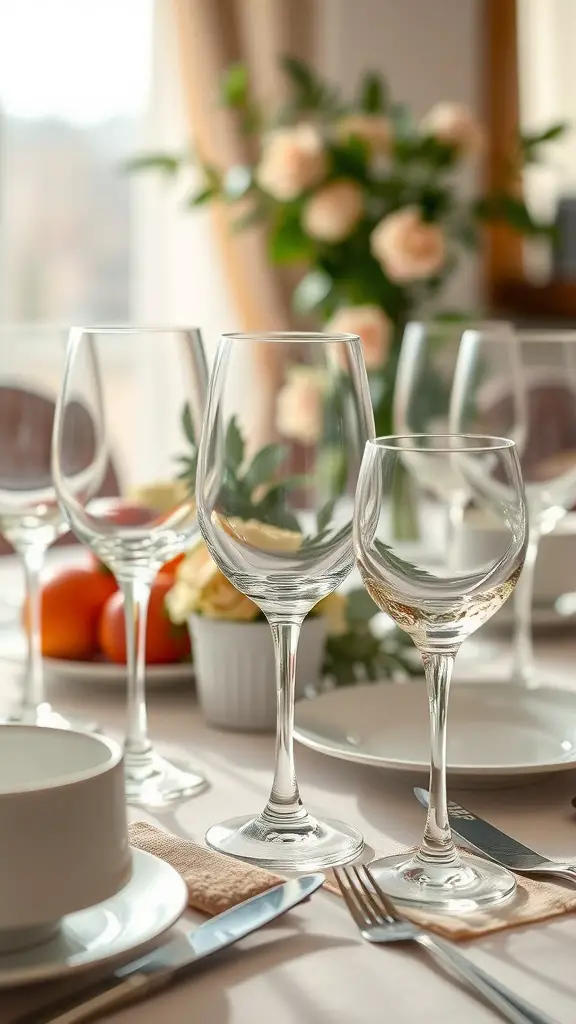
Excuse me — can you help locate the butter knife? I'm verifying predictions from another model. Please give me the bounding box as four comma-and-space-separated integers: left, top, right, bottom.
414, 788, 576, 884
17, 873, 324, 1024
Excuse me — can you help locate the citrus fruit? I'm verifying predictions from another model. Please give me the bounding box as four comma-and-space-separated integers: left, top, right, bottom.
98, 574, 191, 665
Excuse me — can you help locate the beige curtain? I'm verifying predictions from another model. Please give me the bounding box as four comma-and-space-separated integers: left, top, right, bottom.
170, 0, 317, 339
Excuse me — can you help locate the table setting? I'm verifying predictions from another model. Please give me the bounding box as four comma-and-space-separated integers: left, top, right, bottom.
3, 323, 576, 1023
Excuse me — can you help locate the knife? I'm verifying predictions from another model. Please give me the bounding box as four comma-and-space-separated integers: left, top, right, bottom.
414, 787, 576, 884
17, 873, 324, 1024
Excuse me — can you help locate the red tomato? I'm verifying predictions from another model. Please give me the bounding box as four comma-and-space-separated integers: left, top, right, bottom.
98, 575, 190, 665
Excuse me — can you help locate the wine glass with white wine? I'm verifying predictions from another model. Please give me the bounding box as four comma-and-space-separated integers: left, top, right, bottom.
354, 434, 527, 910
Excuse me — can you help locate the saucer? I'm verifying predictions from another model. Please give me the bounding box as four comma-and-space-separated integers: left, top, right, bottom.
0, 848, 188, 987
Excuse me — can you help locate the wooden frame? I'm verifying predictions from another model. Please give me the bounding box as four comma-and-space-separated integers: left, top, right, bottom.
483, 0, 576, 319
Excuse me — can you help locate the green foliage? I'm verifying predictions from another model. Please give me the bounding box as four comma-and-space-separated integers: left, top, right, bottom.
359, 72, 387, 114
220, 63, 249, 108
269, 205, 316, 264
123, 153, 183, 176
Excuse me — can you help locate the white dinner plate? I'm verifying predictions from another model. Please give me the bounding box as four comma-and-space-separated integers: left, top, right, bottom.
43, 656, 194, 690
294, 682, 576, 787
0, 847, 188, 987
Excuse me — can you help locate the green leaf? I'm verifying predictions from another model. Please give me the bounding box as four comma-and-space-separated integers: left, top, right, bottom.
220, 63, 249, 108
185, 185, 218, 207
317, 497, 337, 532
359, 72, 386, 114
181, 402, 196, 446
279, 55, 343, 118
224, 417, 245, 472
269, 207, 315, 265
123, 153, 182, 176
244, 443, 288, 492
293, 269, 334, 315
346, 588, 379, 625
475, 194, 554, 237
329, 140, 369, 181
521, 122, 568, 152
223, 165, 253, 201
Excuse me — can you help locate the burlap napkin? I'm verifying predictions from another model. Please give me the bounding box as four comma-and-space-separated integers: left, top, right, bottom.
129, 822, 576, 942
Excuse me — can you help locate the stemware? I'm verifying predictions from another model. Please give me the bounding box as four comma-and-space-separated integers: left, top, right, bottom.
196, 331, 375, 870
0, 325, 95, 728
354, 435, 527, 909
452, 328, 576, 685
52, 327, 208, 808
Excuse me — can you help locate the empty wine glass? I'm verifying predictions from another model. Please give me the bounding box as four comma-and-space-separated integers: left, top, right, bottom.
354, 435, 526, 909
52, 327, 208, 807
452, 328, 576, 685
393, 319, 514, 550
196, 331, 375, 870
0, 325, 98, 729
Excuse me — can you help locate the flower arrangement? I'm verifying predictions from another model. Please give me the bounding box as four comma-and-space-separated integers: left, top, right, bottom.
129, 57, 565, 437
166, 404, 421, 686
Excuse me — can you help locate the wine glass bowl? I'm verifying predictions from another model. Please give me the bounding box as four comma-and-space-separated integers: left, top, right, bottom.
354, 434, 527, 909
53, 327, 208, 807
196, 331, 375, 869
452, 328, 576, 685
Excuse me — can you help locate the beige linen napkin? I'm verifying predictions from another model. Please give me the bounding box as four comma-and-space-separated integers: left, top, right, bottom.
129, 822, 576, 941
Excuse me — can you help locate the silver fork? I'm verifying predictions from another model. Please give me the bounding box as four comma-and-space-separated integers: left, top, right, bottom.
334, 864, 558, 1024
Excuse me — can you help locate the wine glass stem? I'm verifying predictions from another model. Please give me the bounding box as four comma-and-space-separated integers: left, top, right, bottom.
512, 524, 540, 686
418, 650, 459, 867
21, 545, 48, 719
119, 576, 154, 776
261, 618, 307, 828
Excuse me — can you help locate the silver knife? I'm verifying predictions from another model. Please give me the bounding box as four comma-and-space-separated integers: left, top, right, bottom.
414, 787, 576, 884
17, 873, 324, 1024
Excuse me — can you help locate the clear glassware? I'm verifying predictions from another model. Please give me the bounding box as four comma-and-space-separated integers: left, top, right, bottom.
451, 328, 576, 686
393, 320, 513, 551
354, 435, 527, 910
52, 327, 208, 807
0, 325, 96, 729
196, 331, 375, 870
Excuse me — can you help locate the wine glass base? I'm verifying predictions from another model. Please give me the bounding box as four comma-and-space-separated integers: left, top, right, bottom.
124, 753, 208, 809
369, 851, 516, 913
3, 705, 98, 732
205, 813, 364, 871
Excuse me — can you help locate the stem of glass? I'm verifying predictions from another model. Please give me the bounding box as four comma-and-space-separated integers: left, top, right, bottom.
20, 545, 48, 721
260, 618, 308, 829
417, 651, 459, 867
119, 575, 154, 780
511, 523, 540, 686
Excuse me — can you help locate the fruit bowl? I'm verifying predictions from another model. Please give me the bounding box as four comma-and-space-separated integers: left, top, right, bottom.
42, 656, 194, 691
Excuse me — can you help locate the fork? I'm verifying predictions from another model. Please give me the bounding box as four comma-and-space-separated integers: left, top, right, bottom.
334, 864, 558, 1024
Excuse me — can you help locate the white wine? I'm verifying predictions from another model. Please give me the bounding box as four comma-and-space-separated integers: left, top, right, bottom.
358, 561, 523, 648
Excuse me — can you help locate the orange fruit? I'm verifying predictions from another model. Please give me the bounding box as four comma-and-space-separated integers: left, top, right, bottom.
160, 553, 185, 579
23, 565, 118, 660
98, 574, 191, 665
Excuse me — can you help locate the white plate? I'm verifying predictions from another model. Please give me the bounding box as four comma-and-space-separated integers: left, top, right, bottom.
0, 847, 188, 987
294, 682, 576, 787
43, 656, 194, 690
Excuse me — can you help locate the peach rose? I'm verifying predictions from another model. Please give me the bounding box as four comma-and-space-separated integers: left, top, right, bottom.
337, 114, 392, 156
326, 305, 391, 370
165, 538, 259, 623
302, 179, 364, 243
421, 102, 483, 155
276, 367, 326, 445
256, 124, 328, 201
217, 516, 302, 554
370, 207, 446, 283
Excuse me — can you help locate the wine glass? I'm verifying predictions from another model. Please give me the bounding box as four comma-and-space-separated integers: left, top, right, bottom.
393, 319, 514, 550
52, 327, 208, 807
451, 328, 576, 685
196, 331, 375, 870
0, 325, 97, 729
354, 435, 527, 909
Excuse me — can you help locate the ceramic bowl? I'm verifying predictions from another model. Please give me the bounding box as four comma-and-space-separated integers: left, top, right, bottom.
0, 726, 130, 953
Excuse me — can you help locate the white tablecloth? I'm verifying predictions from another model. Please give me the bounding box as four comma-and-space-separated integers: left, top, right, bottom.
2, 554, 576, 1024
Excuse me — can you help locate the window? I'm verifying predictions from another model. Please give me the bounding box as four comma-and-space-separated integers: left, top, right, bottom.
0, 0, 153, 324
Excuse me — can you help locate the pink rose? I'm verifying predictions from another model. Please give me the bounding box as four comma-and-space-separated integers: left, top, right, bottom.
370, 207, 446, 283
276, 367, 326, 445
256, 124, 328, 201
326, 305, 391, 370
337, 114, 392, 156
421, 103, 483, 155
303, 179, 364, 243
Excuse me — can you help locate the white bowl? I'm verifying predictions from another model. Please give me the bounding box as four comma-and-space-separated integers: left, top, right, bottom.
0, 726, 130, 953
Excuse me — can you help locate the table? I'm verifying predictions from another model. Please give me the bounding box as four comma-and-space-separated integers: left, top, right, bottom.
2, 554, 576, 1023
